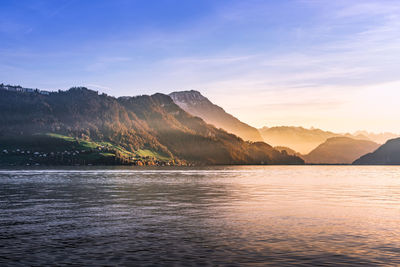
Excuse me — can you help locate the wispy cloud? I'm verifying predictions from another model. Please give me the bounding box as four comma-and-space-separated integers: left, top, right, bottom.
334, 1, 400, 18
1, 0, 399, 131
164, 55, 256, 65
128, 0, 400, 131
85, 56, 132, 72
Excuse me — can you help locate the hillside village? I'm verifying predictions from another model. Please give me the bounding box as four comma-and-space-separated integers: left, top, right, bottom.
1, 146, 182, 166
0, 133, 187, 167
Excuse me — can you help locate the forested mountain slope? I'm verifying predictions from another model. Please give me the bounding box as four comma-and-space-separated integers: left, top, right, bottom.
0, 87, 303, 165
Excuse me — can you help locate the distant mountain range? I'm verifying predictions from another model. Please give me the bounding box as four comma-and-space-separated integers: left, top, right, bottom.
168, 91, 400, 164
302, 137, 380, 164
1, 84, 398, 166
169, 90, 263, 142
259, 126, 343, 154
0, 86, 303, 166
353, 131, 400, 145
353, 138, 400, 165
259, 126, 398, 155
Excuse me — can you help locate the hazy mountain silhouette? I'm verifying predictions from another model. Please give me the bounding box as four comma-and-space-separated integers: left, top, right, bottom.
353, 131, 399, 144
353, 138, 400, 165
0, 87, 303, 165
169, 90, 263, 142
258, 126, 390, 154
259, 126, 342, 154
303, 137, 380, 164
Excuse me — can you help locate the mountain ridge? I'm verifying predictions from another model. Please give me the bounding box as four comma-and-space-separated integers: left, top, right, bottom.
0, 86, 303, 166
169, 90, 264, 142
353, 138, 400, 165
259, 126, 398, 154
303, 137, 380, 164
259, 126, 342, 154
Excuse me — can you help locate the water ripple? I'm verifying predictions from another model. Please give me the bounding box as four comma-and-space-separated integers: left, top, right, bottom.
0, 166, 399, 266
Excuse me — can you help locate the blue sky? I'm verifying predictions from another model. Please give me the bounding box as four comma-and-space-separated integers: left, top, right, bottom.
1, 0, 400, 132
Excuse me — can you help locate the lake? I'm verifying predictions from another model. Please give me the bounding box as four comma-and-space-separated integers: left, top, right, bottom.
1, 166, 399, 266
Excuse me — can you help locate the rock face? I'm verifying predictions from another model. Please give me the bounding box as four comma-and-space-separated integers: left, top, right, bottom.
353, 138, 400, 165
169, 90, 264, 142
0, 86, 304, 165
303, 137, 380, 164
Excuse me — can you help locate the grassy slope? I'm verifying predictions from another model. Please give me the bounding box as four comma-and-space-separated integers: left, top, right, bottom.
136, 149, 170, 161
48, 133, 171, 160
0, 133, 172, 165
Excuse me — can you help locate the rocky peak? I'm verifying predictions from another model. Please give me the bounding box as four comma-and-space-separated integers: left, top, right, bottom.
168, 90, 264, 142
169, 90, 210, 105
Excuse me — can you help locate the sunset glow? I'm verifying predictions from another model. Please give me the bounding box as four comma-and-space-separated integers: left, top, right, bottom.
1, 0, 399, 132
2, 1, 400, 266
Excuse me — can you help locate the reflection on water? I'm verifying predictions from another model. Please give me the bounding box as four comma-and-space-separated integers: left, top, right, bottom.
0, 166, 400, 266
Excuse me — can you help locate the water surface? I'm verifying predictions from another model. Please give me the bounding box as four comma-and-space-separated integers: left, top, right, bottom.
1, 166, 400, 266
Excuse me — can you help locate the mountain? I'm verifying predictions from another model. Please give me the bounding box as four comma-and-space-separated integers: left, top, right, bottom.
258, 126, 383, 154
0, 87, 303, 166
259, 126, 342, 154
274, 146, 303, 158
353, 138, 400, 165
303, 137, 380, 164
353, 131, 399, 144
169, 90, 263, 142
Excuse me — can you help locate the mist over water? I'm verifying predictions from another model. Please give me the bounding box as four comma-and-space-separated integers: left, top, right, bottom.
1, 166, 400, 266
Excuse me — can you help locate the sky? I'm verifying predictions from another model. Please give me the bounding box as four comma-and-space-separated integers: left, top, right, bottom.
1, 0, 400, 133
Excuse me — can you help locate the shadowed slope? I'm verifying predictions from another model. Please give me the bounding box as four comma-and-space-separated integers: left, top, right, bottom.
169, 90, 263, 142
303, 137, 379, 164
0, 87, 303, 165
354, 138, 400, 165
